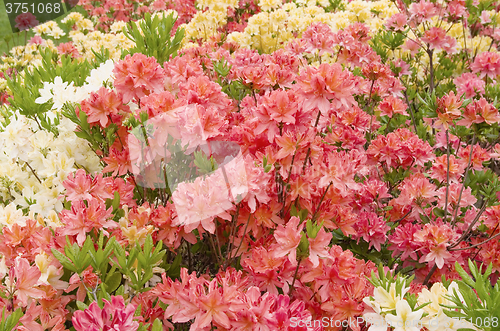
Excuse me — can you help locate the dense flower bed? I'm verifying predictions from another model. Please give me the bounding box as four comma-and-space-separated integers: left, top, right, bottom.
1, 0, 500, 330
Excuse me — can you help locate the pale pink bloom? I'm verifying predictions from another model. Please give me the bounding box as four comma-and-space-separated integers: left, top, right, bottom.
421, 27, 457, 54
453, 72, 485, 98
402, 39, 422, 56
447, 0, 467, 20
28, 35, 44, 45
409, 0, 438, 23
385, 13, 407, 31
471, 52, 500, 79
437, 183, 477, 213
480, 10, 492, 24
172, 172, 233, 234
302, 22, 335, 56
11, 257, 44, 306
308, 227, 332, 267
422, 243, 453, 269
272, 216, 304, 265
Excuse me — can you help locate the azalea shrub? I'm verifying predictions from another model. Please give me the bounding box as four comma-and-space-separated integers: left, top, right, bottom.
0, 0, 500, 330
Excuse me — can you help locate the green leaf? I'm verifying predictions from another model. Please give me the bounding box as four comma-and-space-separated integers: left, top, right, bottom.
76, 301, 89, 311
151, 319, 163, 331
105, 272, 122, 293
168, 254, 182, 279
191, 242, 201, 254
99, 283, 112, 301
0, 307, 23, 331
112, 191, 120, 211
455, 262, 475, 287
51, 248, 77, 273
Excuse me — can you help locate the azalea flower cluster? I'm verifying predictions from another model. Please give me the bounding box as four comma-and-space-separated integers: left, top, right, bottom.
0, 112, 100, 220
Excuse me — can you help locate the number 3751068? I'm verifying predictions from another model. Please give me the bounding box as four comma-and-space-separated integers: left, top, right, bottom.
5, 2, 61, 14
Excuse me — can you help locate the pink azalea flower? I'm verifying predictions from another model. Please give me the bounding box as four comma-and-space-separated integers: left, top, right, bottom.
302, 22, 335, 56
72, 296, 139, 331
471, 51, 500, 80
378, 96, 408, 118
453, 72, 485, 99
408, 0, 438, 24
59, 198, 115, 245
421, 27, 457, 54
272, 216, 305, 265
81, 87, 130, 128
11, 257, 44, 306
308, 227, 332, 267
385, 13, 408, 32
113, 53, 165, 103
353, 212, 390, 252
192, 280, 231, 330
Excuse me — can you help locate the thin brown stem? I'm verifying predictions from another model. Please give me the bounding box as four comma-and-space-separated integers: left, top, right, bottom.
450, 202, 488, 249
428, 49, 435, 94
423, 264, 437, 286
301, 110, 322, 174
228, 213, 251, 266
289, 258, 302, 296
449, 232, 500, 251
311, 182, 332, 222
25, 161, 42, 184
451, 134, 476, 227
225, 204, 240, 265
443, 130, 450, 221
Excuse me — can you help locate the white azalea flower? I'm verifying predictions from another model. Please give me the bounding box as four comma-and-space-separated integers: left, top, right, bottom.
363, 297, 389, 331
0, 202, 27, 229
35, 76, 79, 111
84, 59, 115, 91
35, 81, 55, 104
385, 300, 424, 331
373, 283, 408, 311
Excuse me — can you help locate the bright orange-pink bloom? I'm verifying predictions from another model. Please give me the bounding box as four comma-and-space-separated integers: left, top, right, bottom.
395, 173, 437, 219
378, 96, 408, 118
81, 87, 130, 127
458, 144, 491, 170
296, 63, 357, 113
430, 154, 466, 183
192, 280, 231, 329
414, 221, 459, 269
434, 91, 462, 130
113, 53, 165, 103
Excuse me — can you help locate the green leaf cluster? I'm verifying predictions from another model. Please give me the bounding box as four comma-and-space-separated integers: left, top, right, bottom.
0, 308, 22, 331
193, 150, 218, 175
443, 261, 500, 331
122, 12, 185, 65
113, 234, 166, 292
